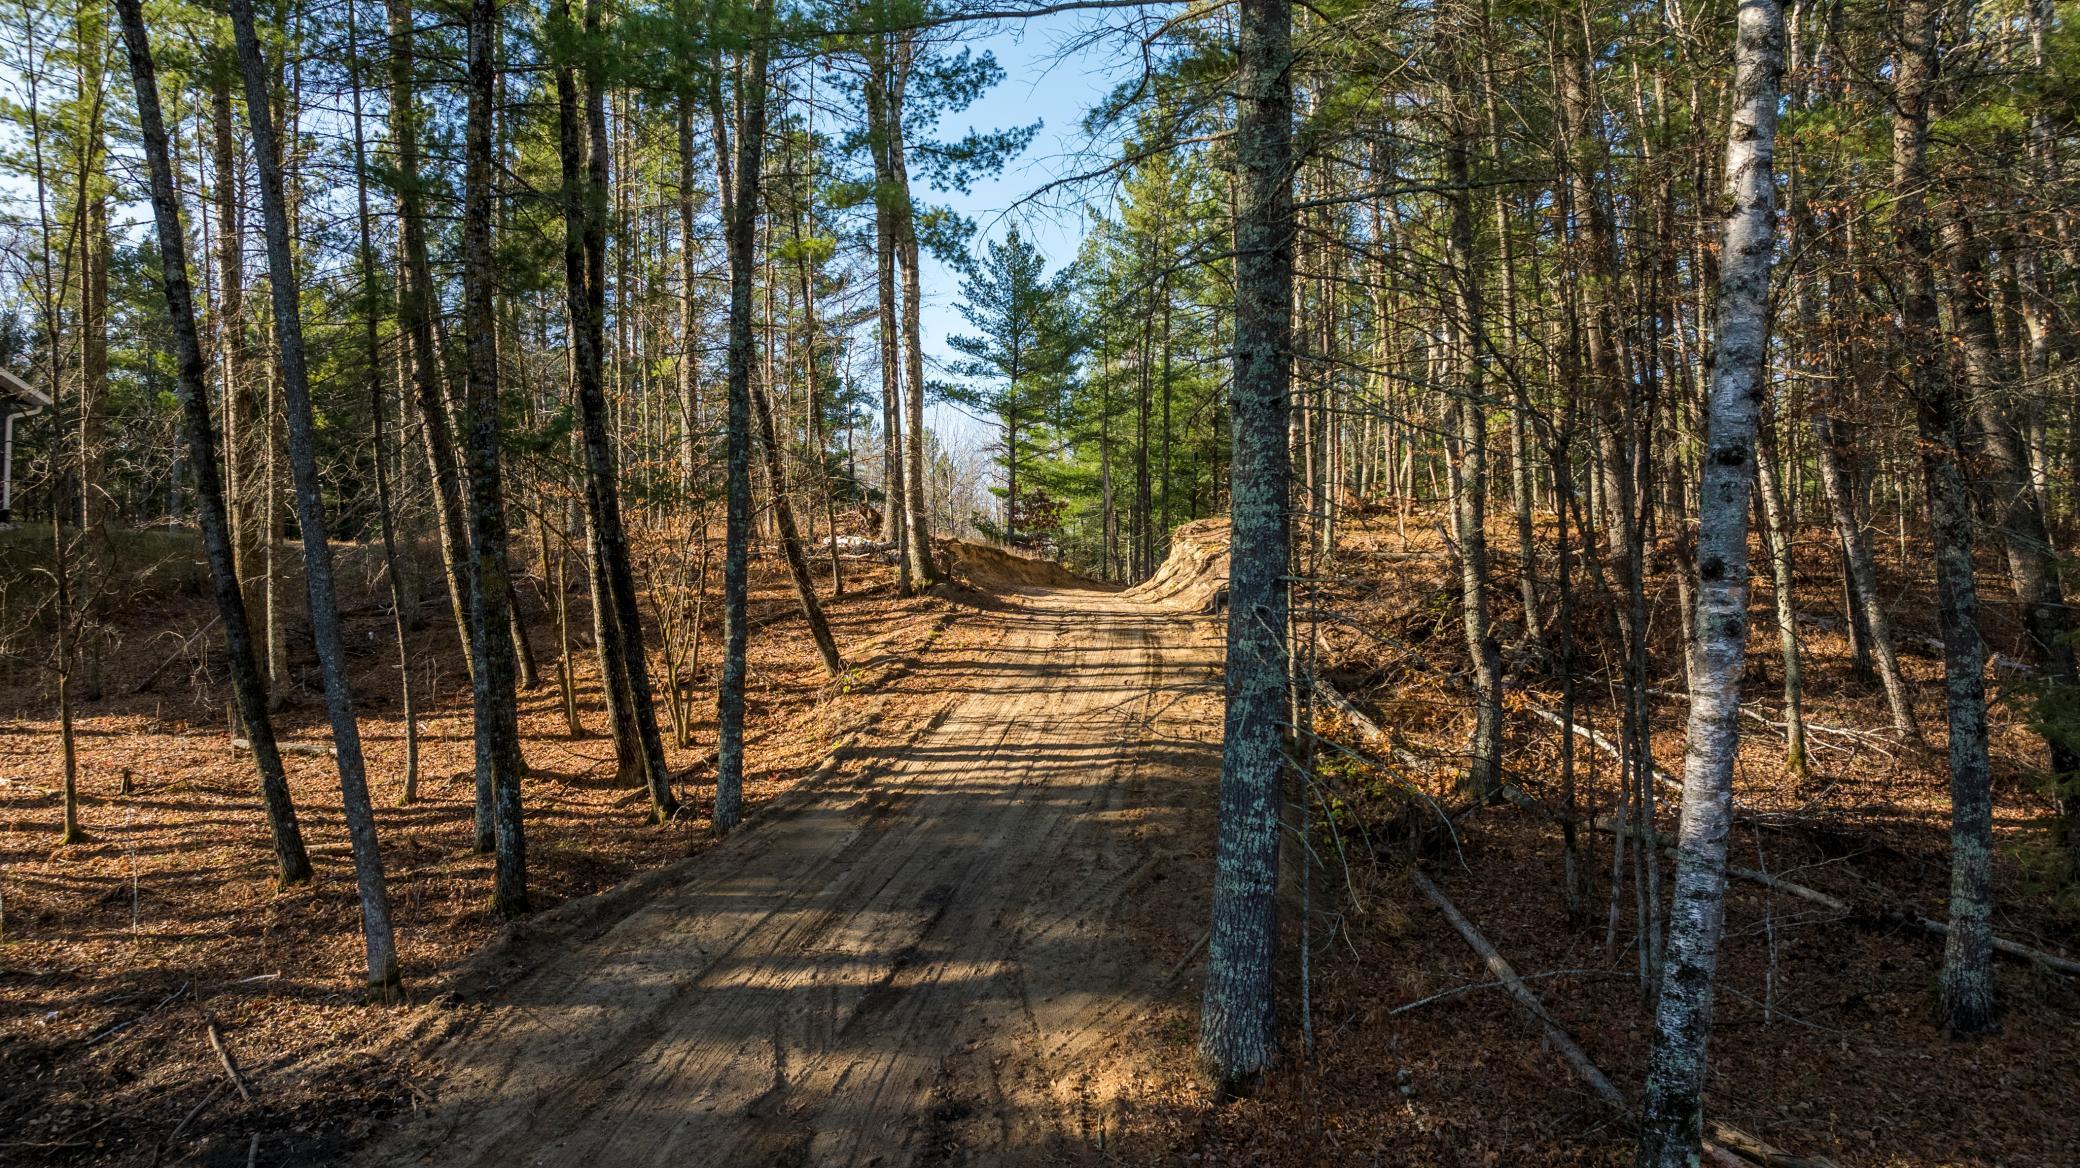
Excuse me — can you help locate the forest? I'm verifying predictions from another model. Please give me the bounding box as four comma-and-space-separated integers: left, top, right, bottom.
0, 0, 2076, 1163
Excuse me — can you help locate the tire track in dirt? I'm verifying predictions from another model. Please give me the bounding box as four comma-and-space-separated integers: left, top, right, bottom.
355, 586, 1222, 1167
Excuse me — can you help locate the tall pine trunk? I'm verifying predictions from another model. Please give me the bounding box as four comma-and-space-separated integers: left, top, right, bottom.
715, 0, 776, 833
1437, 27, 1501, 803
386, 0, 479, 713
1200, 0, 1292, 1095
208, 81, 262, 665
464, 0, 528, 916
344, 0, 419, 810
124, 0, 312, 886
1892, 0, 1996, 1037
553, 0, 678, 825
228, 0, 400, 996
890, 51, 937, 588
750, 363, 844, 677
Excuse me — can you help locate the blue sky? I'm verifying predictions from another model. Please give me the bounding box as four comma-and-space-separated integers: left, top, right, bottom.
908, 11, 1132, 448
0, 8, 1138, 459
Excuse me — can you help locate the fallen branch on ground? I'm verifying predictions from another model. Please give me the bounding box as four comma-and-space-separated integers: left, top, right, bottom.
1409, 867, 1841, 1168
85, 981, 187, 1047
1516, 790, 2080, 980
158, 1080, 226, 1157
1307, 671, 1440, 774
1716, 846, 2080, 979
205, 1016, 252, 1102
230, 737, 333, 758
1525, 704, 1683, 797
131, 617, 222, 695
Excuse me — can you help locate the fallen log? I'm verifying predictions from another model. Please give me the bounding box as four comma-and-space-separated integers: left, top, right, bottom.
1410, 867, 1841, 1168
230, 737, 334, 758
131, 617, 222, 695
1408, 868, 1624, 1107
1719, 852, 2080, 979
1525, 704, 1683, 798
1307, 671, 1440, 775
1533, 794, 2080, 980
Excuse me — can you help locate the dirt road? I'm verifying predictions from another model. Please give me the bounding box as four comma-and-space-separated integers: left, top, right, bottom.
359, 584, 1222, 1167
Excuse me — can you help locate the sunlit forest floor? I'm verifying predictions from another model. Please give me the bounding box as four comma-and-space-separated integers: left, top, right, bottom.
0, 527, 998, 1165
1113, 509, 2080, 1166
2, 508, 2076, 1166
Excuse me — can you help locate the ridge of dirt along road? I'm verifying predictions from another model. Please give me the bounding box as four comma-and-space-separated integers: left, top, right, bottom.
355, 583, 1224, 1167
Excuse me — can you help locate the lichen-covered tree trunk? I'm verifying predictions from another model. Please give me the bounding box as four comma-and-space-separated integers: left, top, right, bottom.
1199, 0, 1291, 1095
229, 0, 400, 996
464, 0, 528, 917
1892, 0, 1996, 1037
714, 0, 776, 833
123, 0, 318, 884
1636, 0, 1782, 1160
1940, 209, 2080, 860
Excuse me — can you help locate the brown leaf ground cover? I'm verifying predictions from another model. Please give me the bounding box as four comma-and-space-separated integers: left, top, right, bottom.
0, 529, 983, 1167
1111, 513, 2080, 1167
4, 513, 2077, 1168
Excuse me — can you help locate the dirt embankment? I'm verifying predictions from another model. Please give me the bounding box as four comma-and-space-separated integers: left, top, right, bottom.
1122, 518, 1229, 612
936, 538, 1115, 592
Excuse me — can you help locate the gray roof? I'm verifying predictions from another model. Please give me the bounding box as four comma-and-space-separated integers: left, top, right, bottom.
0, 368, 49, 410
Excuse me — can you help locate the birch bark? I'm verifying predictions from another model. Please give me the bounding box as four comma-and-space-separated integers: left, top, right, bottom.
1637, 0, 1784, 1158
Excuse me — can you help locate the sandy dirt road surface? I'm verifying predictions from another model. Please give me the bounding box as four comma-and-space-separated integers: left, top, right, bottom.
357, 583, 1222, 1167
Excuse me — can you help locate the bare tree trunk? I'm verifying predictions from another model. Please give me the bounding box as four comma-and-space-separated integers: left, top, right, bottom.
890, 47, 937, 588
208, 81, 262, 665
343, 0, 418, 810
1636, 3, 1783, 1159
1893, 0, 1995, 1037
677, 100, 702, 498
714, 0, 775, 833
865, 47, 907, 581
1939, 208, 2080, 859
76, 3, 106, 530
554, 0, 678, 825
229, 0, 400, 996
788, 196, 844, 598
465, 0, 528, 916
1200, 0, 1292, 1095
1811, 411, 1920, 741
1755, 422, 1807, 778
1437, 27, 1502, 803
751, 364, 844, 677
386, 0, 478, 707
542, 512, 584, 737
